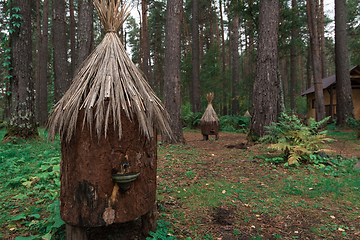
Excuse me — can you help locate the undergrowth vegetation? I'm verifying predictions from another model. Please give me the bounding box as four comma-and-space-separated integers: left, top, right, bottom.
0, 128, 65, 240
181, 109, 250, 133
260, 113, 332, 166
1, 120, 360, 239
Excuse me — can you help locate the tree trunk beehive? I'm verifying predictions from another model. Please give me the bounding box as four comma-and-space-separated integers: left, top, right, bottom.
201, 122, 219, 140
60, 109, 157, 227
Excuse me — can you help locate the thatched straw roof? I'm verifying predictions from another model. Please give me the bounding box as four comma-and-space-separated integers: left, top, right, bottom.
200, 92, 219, 125
46, 0, 172, 141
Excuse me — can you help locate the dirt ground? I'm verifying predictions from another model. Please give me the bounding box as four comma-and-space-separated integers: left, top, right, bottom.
85, 130, 360, 240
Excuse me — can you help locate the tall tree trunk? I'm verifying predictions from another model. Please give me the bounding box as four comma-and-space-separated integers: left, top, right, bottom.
163, 0, 183, 143
306, 0, 325, 121
220, 0, 227, 116
290, 0, 297, 111
306, 46, 312, 89
182, 7, 192, 54
69, 0, 76, 78
6, 0, 38, 139
231, 16, 240, 115
77, 0, 94, 65
247, 0, 255, 108
280, 57, 288, 103
40, 0, 49, 126
209, 0, 214, 46
53, 0, 69, 103
191, 0, 201, 113
142, 0, 152, 85
249, 0, 279, 139
335, 0, 354, 125
36, 0, 41, 122
319, 0, 326, 78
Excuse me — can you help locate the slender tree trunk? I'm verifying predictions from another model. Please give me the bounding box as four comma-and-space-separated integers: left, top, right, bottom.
247, 0, 255, 108
53, 0, 69, 103
40, 0, 49, 126
192, 0, 201, 113
77, 0, 94, 65
319, 0, 326, 78
69, 0, 76, 78
335, 0, 354, 125
290, 0, 297, 111
138, 10, 143, 68
306, 46, 312, 89
182, 7, 192, 54
220, 0, 227, 116
163, 0, 183, 143
6, 0, 38, 139
142, 0, 152, 85
249, 0, 279, 139
306, 0, 325, 121
199, 10, 204, 65
280, 57, 288, 103
209, 0, 214, 46
36, 0, 41, 122
231, 16, 240, 115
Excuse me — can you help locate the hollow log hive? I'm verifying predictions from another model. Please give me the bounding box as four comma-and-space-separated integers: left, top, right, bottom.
200, 92, 219, 140
60, 109, 157, 227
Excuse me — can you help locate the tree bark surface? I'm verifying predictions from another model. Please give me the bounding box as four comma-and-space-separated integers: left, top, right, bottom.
249, 0, 279, 139
290, 0, 297, 111
77, 0, 93, 65
231, 16, 240, 115
191, 0, 201, 113
53, 0, 69, 103
306, 0, 325, 121
163, 0, 184, 143
40, 0, 49, 126
142, 0, 152, 85
6, 0, 38, 139
335, 0, 354, 124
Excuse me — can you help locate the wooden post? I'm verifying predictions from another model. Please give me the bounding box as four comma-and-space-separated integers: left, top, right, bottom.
66, 224, 88, 240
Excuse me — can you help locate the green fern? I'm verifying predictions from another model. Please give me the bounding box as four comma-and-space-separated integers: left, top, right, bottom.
260, 113, 332, 166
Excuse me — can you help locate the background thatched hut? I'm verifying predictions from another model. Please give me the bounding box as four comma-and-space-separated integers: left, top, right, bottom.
46, 0, 172, 237
200, 92, 219, 140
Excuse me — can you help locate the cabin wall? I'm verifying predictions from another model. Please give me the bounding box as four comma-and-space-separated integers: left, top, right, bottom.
306, 88, 360, 120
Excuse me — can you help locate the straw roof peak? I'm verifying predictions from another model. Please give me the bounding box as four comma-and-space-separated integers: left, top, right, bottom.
94, 0, 131, 32
206, 92, 214, 105
200, 92, 219, 124
46, 0, 172, 142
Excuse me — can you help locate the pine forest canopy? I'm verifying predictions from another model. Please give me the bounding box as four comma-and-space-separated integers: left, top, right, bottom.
0, 0, 359, 140
46, 0, 172, 142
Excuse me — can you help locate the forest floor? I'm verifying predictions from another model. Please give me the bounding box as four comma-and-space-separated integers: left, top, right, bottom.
1, 128, 360, 240
87, 129, 360, 240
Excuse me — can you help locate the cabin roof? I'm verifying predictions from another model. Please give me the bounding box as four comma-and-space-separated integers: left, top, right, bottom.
301, 65, 360, 96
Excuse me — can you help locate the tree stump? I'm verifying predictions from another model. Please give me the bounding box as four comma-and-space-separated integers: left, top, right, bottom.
60, 109, 157, 228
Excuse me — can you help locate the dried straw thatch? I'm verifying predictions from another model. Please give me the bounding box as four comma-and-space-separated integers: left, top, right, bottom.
200, 92, 219, 125
46, 0, 172, 141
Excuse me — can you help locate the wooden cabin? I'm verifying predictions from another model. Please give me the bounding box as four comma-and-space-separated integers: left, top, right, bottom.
301, 65, 360, 120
